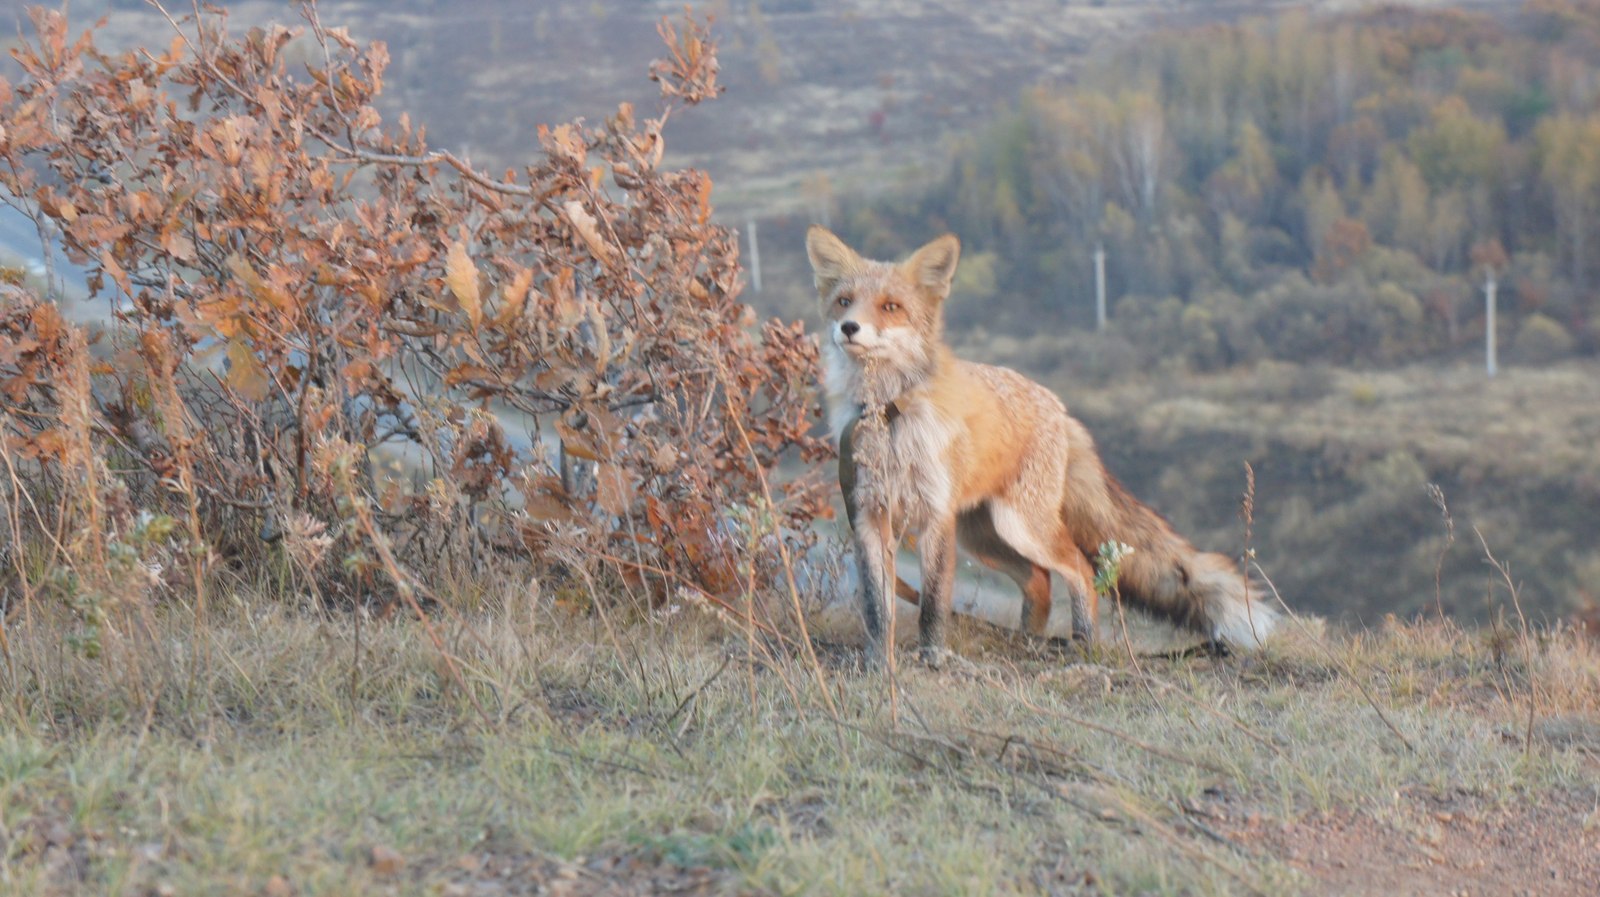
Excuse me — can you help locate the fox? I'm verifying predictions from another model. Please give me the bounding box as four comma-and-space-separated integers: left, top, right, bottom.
806, 225, 1277, 665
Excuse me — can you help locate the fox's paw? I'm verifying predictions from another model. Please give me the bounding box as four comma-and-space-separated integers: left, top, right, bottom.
1149, 640, 1232, 661
918, 646, 982, 679
1045, 635, 1097, 659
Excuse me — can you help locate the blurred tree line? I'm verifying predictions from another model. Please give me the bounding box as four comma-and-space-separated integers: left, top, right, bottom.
832, 1, 1600, 373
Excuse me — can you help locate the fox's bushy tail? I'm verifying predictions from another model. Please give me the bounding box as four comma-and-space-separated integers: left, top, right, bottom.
1077, 475, 1278, 650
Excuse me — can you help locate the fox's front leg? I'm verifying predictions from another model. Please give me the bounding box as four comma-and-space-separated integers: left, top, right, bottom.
854, 510, 897, 667
917, 513, 957, 661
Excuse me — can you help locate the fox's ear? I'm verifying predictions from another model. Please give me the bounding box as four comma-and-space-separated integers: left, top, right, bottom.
805, 225, 862, 296
902, 234, 961, 299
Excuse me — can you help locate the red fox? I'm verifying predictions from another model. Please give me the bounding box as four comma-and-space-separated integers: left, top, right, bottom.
806, 225, 1277, 665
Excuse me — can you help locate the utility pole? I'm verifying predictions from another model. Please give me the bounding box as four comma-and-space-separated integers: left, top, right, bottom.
1093, 242, 1107, 332
746, 218, 762, 294
1484, 268, 1497, 378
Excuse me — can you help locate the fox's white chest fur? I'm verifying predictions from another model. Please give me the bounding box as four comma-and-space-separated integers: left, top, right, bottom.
824, 344, 956, 531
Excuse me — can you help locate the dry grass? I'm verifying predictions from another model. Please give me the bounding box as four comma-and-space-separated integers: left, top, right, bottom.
1060, 360, 1600, 488
2, 584, 1596, 897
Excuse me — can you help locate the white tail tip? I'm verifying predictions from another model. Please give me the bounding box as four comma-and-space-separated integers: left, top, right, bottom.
1211, 595, 1279, 648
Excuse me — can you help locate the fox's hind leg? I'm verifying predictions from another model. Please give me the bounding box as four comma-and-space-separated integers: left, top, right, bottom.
985, 502, 1100, 644
957, 506, 1053, 635
1058, 548, 1098, 644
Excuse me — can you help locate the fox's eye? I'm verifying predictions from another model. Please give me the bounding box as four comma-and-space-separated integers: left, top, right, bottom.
882, 301, 900, 313
836, 294, 852, 308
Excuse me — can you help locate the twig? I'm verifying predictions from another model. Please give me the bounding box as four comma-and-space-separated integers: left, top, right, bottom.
1012, 693, 1231, 775
1475, 528, 1537, 759
309, 125, 544, 198
1251, 563, 1416, 754
1428, 484, 1456, 626
1239, 462, 1261, 640
154, 0, 568, 218
998, 745, 1265, 894
665, 652, 731, 736
716, 361, 846, 749
959, 725, 1111, 781
1118, 669, 1288, 757
834, 718, 970, 770
582, 549, 786, 640
334, 458, 496, 731
1111, 584, 1167, 709
1176, 800, 1252, 852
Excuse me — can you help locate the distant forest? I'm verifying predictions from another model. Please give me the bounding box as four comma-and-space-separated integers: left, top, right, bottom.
832, 1, 1600, 372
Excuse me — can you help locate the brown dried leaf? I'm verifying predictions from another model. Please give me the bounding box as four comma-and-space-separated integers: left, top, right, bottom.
555, 419, 601, 461
444, 238, 482, 330
543, 123, 585, 162
98, 248, 129, 294
225, 339, 271, 402
595, 462, 635, 516
651, 443, 680, 473
562, 200, 614, 264
493, 266, 533, 328
162, 230, 195, 263
528, 497, 572, 525
225, 254, 292, 313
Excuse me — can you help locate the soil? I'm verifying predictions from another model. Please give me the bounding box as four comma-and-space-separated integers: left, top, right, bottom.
1207, 787, 1600, 896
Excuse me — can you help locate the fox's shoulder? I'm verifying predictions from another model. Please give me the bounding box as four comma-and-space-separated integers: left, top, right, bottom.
950, 359, 1067, 416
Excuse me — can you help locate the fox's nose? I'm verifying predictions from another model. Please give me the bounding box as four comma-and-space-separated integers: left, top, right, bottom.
840, 321, 860, 338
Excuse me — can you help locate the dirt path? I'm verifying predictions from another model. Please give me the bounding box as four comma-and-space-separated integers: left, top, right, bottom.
1210, 787, 1600, 896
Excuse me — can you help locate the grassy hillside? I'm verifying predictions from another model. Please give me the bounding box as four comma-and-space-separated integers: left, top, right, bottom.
1040, 357, 1600, 625
3, 596, 1597, 896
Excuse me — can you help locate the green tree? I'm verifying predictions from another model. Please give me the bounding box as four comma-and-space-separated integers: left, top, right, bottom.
1363, 149, 1431, 256
1424, 189, 1469, 271
1535, 113, 1600, 288
1301, 173, 1345, 261
1408, 97, 1506, 190
1206, 120, 1278, 220
1029, 90, 1113, 242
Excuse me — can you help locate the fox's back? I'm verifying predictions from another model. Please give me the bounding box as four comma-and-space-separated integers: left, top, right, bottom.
956, 360, 1067, 423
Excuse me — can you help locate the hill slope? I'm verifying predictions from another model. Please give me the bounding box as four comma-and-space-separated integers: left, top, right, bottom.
5, 601, 1598, 895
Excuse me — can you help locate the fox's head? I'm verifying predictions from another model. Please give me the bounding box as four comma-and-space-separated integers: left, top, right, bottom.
805, 226, 960, 389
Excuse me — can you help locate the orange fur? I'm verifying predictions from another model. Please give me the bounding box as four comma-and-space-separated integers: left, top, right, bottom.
809, 226, 1277, 666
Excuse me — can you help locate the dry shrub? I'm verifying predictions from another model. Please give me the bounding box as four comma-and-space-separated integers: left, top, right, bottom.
0, 4, 830, 620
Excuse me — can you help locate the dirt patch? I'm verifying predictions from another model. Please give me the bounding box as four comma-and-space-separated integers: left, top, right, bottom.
1209, 789, 1600, 896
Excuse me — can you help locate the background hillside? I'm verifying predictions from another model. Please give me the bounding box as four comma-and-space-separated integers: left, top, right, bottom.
40, 0, 1243, 219
751, 1, 1600, 626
